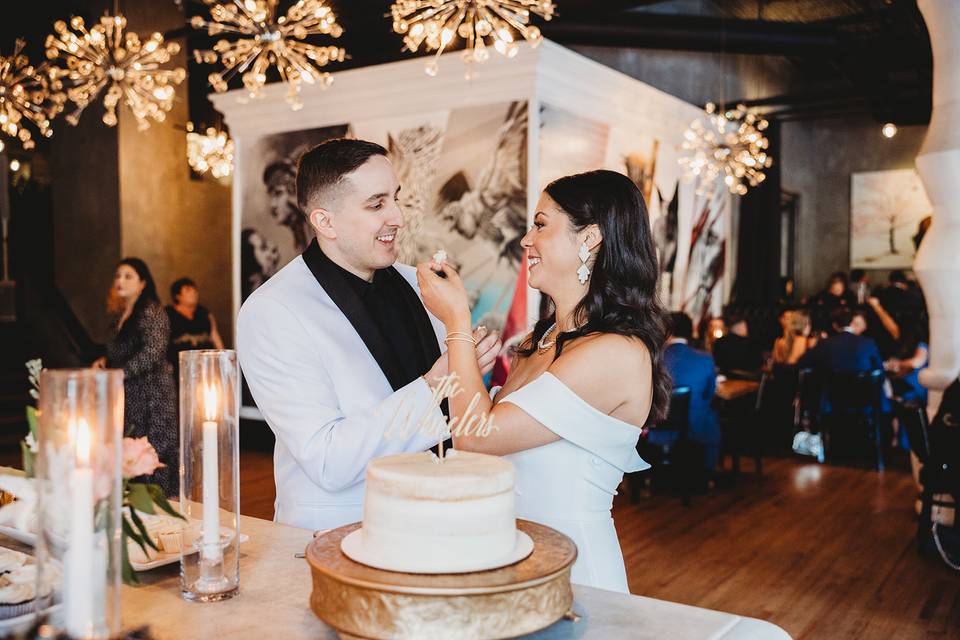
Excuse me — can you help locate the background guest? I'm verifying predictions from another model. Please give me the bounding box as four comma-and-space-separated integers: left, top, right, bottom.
92, 258, 179, 496
772, 310, 813, 365
863, 295, 901, 357
799, 307, 883, 374
811, 272, 854, 335
815, 272, 855, 310
777, 276, 798, 308
885, 324, 930, 450
885, 325, 929, 407
798, 307, 891, 427
849, 308, 869, 336
849, 268, 870, 305
875, 270, 924, 320
712, 312, 762, 378
664, 312, 721, 471
166, 277, 225, 377
699, 315, 726, 353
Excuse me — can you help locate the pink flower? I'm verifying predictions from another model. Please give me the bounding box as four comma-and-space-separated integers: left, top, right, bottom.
122, 437, 164, 478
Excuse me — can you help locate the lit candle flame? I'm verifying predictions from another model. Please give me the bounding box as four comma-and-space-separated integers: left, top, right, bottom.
74, 417, 91, 468
202, 382, 220, 423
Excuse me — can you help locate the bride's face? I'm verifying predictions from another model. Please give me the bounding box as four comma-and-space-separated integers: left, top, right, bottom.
520, 193, 583, 296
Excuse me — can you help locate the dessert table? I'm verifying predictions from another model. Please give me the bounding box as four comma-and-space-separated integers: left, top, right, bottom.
105, 514, 790, 640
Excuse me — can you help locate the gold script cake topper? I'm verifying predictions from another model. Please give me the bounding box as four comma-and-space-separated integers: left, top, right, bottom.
382, 372, 498, 461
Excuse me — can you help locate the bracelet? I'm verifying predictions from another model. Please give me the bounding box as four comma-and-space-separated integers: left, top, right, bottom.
445, 331, 474, 340
444, 336, 477, 346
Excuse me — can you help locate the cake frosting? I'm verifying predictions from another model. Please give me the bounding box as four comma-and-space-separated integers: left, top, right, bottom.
349, 450, 521, 573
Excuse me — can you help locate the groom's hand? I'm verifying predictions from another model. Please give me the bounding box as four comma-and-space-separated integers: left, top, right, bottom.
423, 327, 502, 390
476, 327, 502, 376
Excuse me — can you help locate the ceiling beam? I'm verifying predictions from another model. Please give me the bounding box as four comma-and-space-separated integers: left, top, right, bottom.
541, 13, 842, 56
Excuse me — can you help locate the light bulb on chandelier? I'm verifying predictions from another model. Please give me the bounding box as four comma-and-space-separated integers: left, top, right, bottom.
678, 102, 773, 197
390, 1, 556, 78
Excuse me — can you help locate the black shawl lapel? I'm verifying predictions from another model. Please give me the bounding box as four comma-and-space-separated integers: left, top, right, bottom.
301, 240, 409, 391
381, 267, 442, 366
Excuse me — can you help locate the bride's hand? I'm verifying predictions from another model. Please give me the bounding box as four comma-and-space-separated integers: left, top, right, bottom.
416, 261, 471, 329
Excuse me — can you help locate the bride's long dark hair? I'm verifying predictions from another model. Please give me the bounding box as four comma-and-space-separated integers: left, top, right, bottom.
517, 170, 671, 423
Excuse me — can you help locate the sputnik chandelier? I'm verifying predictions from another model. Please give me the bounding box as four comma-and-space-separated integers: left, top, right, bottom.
0, 39, 65, 151
190, 0, 347, 110
186, 122, 234, 180
45, 15, 185, 130
390, 0, 556, 77
679, 102, 772, 196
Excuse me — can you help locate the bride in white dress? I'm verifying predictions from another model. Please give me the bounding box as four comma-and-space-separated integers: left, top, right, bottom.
417, 169, 671, 593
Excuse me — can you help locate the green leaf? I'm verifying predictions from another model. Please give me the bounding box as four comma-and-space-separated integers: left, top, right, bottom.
123, 514, 154, 555
25, 406, 37, 440
126, 483, 156, 515
19, 442, 34, 479
120, 532, 139, 585
146, 485, 186, 520
128, 508, 158, 552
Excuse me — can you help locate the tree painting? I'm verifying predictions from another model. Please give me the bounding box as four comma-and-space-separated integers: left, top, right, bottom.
850, 169, 932, 269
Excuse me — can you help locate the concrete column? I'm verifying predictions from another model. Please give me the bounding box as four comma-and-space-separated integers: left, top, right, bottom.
915, 0, 960, 407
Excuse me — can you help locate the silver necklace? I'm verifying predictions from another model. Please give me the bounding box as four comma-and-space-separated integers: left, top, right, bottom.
537, 323, 557, 352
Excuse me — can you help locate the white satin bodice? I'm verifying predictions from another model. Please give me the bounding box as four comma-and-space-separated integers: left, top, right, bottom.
498, 373, 648, 593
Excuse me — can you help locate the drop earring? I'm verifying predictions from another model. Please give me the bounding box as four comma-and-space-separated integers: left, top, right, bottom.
577, 242, 591, 285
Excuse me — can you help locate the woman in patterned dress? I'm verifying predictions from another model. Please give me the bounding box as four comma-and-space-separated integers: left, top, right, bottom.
93, 258, 179, 496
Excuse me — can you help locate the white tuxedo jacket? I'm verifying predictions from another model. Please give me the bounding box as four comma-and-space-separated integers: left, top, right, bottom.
237, 251, 446, 530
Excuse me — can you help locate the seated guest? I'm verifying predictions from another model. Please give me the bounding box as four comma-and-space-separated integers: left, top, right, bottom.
777, 276, 798, 308
798, 307, 891, 416
773, 310, 813, 365
166, 278, 225, 377
712, 312, 762, 377
876, 270, 923, 318
815, 272, 856, 310
799, 307, 883, 373
699, 316, 726, 353
849, 269, 870, 305
885, 325, 929, 450
663, 312, 721, 470
863, 296, 901, 357
885, 326, 929, 406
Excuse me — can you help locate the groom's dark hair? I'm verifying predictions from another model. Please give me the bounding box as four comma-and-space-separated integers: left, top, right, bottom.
296, 138, 388, 214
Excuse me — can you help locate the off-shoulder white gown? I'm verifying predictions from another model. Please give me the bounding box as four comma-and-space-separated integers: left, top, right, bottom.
497, 372, 649, 593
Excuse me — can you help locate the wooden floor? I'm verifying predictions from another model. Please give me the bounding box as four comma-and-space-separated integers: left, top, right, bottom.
238, 450, 960, 640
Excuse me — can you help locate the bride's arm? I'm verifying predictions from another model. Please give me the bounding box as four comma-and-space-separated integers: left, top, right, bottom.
456, 334, 650, 456
416, 262, 648, 456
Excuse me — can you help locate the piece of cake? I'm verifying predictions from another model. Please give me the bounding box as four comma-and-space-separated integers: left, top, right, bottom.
342, 450, 529, 573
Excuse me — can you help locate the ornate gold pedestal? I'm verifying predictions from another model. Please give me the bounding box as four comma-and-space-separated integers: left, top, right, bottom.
306, 520, 577, 640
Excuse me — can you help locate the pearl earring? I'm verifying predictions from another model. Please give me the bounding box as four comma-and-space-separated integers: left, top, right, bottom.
577, 242, 591, 285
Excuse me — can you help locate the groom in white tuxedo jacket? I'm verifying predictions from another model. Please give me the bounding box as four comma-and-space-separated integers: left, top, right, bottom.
238, 139, 500, 531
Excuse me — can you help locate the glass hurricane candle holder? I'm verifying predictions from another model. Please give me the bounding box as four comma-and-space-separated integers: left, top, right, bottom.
179, 350, 240, 602
35, 369, 124, 639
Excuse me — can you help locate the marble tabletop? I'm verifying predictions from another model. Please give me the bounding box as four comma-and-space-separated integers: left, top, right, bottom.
110, 514, 791, 639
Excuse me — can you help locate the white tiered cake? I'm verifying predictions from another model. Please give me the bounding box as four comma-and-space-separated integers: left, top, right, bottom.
340, 450, 534, 573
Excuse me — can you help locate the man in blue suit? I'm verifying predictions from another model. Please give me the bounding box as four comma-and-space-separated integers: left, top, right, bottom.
798, 307, 883, 373
663, 312, 721, 470
798, 307, 890, 413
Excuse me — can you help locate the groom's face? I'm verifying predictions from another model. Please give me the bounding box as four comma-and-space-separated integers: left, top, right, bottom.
326, 155, 404, 278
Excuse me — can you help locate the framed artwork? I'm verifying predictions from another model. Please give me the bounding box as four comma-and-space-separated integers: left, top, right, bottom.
850, 169, 932, 269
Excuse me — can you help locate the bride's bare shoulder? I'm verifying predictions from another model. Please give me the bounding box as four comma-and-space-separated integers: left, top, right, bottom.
548, 333, 652, 415
554, 333, 652, 380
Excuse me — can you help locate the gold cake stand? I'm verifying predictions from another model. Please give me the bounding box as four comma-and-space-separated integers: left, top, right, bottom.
306, 520, 578, 640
